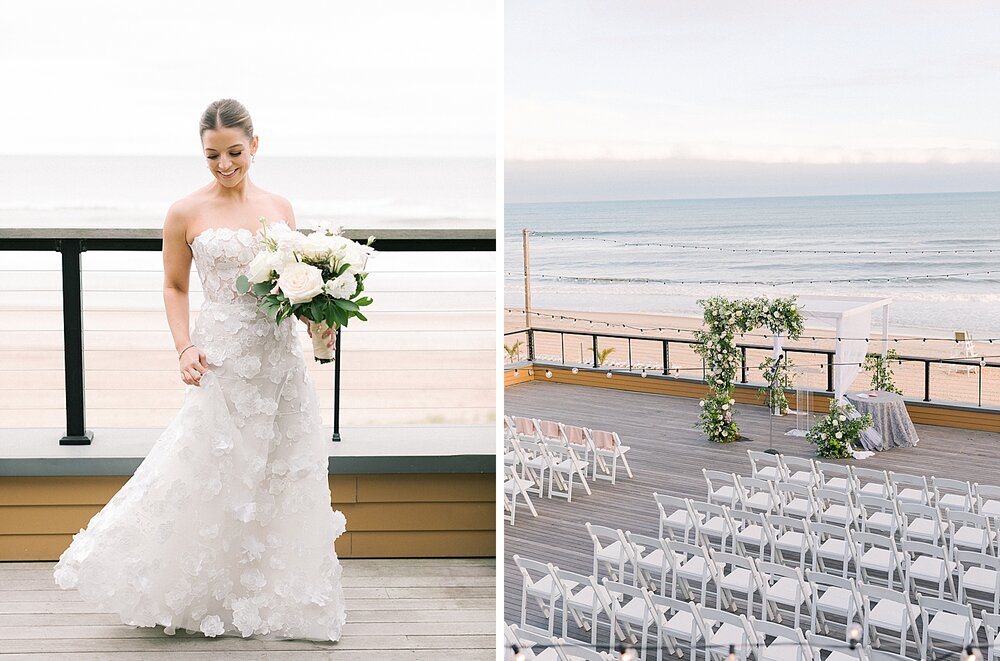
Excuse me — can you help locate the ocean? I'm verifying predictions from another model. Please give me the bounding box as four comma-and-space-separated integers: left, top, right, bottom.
504, 192, 1000, 337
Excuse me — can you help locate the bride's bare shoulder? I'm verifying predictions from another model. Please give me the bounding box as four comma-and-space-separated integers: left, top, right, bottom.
257, 188, 296, 229
163, 188, 211, 239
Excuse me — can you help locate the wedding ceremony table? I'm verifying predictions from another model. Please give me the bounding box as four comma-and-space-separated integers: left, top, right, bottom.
846, 391, 920, 451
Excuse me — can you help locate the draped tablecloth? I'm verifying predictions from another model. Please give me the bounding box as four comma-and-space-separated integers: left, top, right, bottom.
846, 391, 920, 451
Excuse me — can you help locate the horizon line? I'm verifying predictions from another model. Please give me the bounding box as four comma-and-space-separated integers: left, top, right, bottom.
505, 189, 1000, 206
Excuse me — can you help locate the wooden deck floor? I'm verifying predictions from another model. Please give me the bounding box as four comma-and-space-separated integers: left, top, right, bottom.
0, 558, 495, 660
504, 381, 1000, 656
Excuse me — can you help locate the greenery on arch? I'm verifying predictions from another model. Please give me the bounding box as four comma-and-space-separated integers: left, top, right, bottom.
694, 296, 804, 443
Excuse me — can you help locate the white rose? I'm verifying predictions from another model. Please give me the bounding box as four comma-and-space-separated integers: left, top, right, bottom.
298, 232, 334, 261
835, 432, 843, 439
324, 272, 357, 299
838, 415, 847, 422
271, 225, 306, 252
247, 251, 282, 284
699, 400, 705, 407
722, 404, 729, 411
276, 262, 325, 304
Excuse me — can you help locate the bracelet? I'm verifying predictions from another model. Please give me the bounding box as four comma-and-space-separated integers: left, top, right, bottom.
178, 344, 195, 359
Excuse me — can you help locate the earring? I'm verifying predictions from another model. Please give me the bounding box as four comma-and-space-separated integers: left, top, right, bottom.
252, 154, 256, 163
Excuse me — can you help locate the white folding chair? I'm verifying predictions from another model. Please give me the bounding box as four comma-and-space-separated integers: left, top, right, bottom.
810, 521, 859, 580
735, 475, 778, 514
748, 449, 784, 481
779, 455, 819, 487
687, 500, 731, 553
918, 594, 980, 661
510, 436, 548, 497
888, 471, 931, 506
512, 415, 541, 441
549, 566, 616, 647
756, 560, 813, 630
932, 476, 974, 513
506, 623, 562, 661
946, 509, 995, 556
767, 514, 815, 569
654, 492, 698, 544
774, 481, 819, 520
505, 463, 539, 525
539, 438, 591, 501
586, 522, 629, 583
665, 539, 721, 606
857, 495, 901, 538
815, 460, 857, 494
556, 638, 617, 661
901, 539, 958, 601
806, 570, 864, 643
975, 483, 1000, 519
513, 555, 559, 633
589, 429, 633, 484
625, 531, 676, 596
806, 630, 868, 661
712, 550, 761, 618
857, 582, 920, 657
561, 423, 601, 480
749, 618, 811, 661
725, 508, 772, 561
955, 549, 1000, 616
983, 611, 1000, 661
899, 502, 946, 547
602, 579, 655, 654
695, 605, 758, 661
851, 466, 891, 499
703, 469, 741, 508
814, 487, 861, 528
646, 593, 702, 661
854, 531, 905, 591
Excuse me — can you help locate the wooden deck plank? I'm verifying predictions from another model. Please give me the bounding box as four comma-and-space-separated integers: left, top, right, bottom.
504, 381, 1000, 656
0, 558, 495, 657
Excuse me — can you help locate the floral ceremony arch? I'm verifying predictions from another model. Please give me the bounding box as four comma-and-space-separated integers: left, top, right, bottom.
694, 296, 804, 443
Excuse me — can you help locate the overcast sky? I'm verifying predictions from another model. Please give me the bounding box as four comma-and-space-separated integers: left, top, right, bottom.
0, 1, 495, 157
506, 1, 1000, 201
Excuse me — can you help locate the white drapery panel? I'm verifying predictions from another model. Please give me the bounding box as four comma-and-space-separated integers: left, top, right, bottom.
835, 310, 873, 403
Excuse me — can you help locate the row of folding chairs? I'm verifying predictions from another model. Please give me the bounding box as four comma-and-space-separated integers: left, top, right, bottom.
513, 550, 992, 661
650, 493, 1000, 612
505, 462, 539, 525
699, 469, 1000, 558
504, 622, 613, 660
506, 415, 634, 485
746, 450, 1000, 519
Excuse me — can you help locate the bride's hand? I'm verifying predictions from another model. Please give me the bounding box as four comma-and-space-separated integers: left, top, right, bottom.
298, 315, 336, 349
179, 346, 210, 387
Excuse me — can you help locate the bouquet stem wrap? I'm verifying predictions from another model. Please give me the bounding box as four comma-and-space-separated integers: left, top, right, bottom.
308, 320, 335, 363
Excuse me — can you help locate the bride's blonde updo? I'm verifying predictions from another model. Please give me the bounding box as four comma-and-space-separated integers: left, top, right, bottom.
199, 98, 254, 141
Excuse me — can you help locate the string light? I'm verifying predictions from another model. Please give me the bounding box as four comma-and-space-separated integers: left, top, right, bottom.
617, 644, 637, 661
848, 625, 860, 650
525, 231, 1000, 256
504, 309, 1000, 344
571, 367, 579, 374
512, 269, 1000, 288
511, 645, 526, 661
545, 370, 553, 379
606, 371, 613, 378
728, 644, 737, 661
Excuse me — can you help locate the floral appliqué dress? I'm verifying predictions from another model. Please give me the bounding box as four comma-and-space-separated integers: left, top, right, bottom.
53, 222, 347, 641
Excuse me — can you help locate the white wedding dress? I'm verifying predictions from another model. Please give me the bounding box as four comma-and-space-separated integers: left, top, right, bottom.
53, 221, 347, 641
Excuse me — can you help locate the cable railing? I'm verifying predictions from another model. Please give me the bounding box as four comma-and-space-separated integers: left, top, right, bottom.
504, 326, 999, 410
0, 226, 495, 445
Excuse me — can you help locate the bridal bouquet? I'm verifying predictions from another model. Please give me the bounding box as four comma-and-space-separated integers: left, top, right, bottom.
235, 218, 375, 364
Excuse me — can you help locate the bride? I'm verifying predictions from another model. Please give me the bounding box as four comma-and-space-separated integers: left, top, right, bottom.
52, 98, 348, 641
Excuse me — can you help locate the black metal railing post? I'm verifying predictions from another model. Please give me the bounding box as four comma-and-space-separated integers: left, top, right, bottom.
59, 239, 93, 445
826, 354, 835, 393
331, 327, 342, 442
527, 329, 536, 361
662, 340, 670, 376
740, 347, 748, 383
924, 361, 931, 402
592, 335, 599, 368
